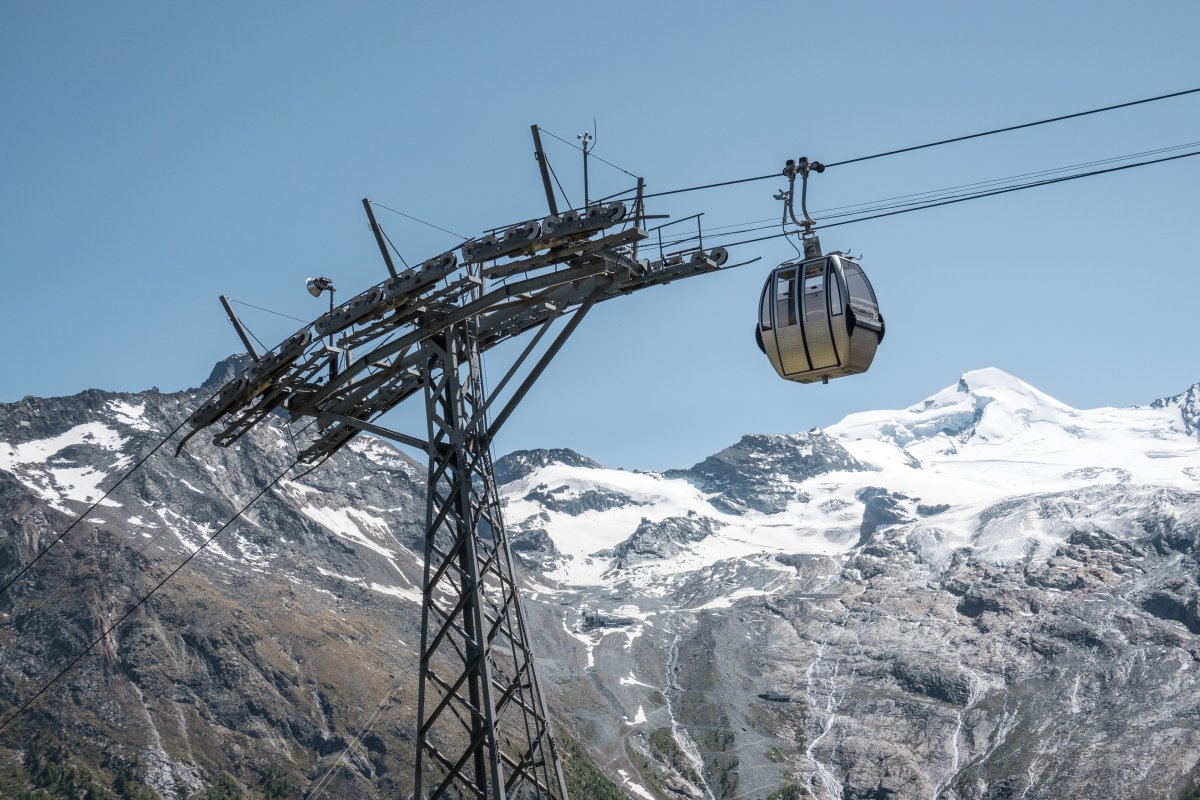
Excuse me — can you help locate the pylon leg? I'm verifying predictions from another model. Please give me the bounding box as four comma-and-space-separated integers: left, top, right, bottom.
414, 321, 568, 800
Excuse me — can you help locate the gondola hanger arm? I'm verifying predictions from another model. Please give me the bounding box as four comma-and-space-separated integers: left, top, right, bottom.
782, 157, 825, 234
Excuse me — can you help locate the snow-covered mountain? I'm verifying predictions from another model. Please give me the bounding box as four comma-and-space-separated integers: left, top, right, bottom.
497, 367, 1200, 800
1, 363, 1199, 799
503, 367, 1200, 585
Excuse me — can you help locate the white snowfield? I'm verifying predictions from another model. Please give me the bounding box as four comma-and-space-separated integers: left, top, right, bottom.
0, 421, 132, 511
0, 400, 159, 511
501, 368, 1200, 587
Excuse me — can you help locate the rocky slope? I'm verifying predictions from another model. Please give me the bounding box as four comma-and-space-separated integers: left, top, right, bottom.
1, 362, 1199, 799
0, 359, 433, 798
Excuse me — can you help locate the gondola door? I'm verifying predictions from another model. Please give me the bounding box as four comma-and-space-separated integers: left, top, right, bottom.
771, 266, 809, 375
801, 259, 840, 372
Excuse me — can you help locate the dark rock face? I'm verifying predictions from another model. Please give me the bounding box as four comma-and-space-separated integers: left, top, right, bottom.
667, 432, 871, 514
509, 527, 559, 558
523, 485, 642, 516
890, 657, 975, 706
493, 448, 602, 485
917, 503, 950, 517
1140, 590, 1200, 634
856, 488, 914, 547
603, 514, 722, 564
1152, 381, 1200, 437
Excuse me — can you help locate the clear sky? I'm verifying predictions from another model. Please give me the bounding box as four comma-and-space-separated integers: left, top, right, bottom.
2, 2, 1198, 470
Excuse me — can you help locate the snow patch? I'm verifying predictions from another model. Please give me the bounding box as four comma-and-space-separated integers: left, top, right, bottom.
616, 770, 655, 800
314, 567, 422, 603
693, 586, 769, 611
297, 502, 398, 561
0, 422, 130, 510
108, 400, 155, 431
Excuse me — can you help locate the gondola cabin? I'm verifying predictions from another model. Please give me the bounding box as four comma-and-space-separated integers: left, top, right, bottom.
756, 253, 884, 384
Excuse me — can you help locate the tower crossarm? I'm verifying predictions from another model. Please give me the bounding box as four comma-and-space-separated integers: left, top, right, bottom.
183, 201, 735, 464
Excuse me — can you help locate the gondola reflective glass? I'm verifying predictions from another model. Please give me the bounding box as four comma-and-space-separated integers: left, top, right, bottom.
756, 254, 884, 383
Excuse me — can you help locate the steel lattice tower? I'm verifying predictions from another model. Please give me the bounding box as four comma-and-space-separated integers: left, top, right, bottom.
415, 318, 567, 799
184, 126, 734, 800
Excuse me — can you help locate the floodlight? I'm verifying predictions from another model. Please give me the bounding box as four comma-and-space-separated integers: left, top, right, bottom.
306, 277, 335, 297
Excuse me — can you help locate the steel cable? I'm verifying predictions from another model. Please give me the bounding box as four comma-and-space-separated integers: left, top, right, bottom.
718, 148, 1200, 250
0, 416, 191, 600
636, 85, 1200, 200
536, 125, 639, 178
0, 460, 301, 735
824, 86, 1200, 168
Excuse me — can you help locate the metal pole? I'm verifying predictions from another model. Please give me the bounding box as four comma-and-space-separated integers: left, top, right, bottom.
362, 197, 400, 278
582, 136, 590, 207
530, 125, 559, 216
218, 295, 260, 360
328, 291, 338, 380
488, 296, 596, 440
632, 176, 645, 260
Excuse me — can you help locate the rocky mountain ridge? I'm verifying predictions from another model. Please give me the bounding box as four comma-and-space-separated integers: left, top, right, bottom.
0, 361, 1198, 799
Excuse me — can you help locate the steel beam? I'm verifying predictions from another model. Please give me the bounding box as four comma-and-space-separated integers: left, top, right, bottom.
219, 295, 261, 360
315, 409, 427, 451
530, 125, 559, 216
362, 197, 400, 278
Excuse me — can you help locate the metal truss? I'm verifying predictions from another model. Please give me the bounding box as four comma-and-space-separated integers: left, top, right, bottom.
414, 315, 568, 800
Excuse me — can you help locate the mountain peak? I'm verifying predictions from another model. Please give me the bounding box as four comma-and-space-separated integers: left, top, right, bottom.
493, 448, 602, 485
666, 432, 872, 514
956, 367, 1027, 393
946, 367, 1066, 408
1151, 382, 1200, 437
831, 367, 1075, 448
918, 367, 1071, 417
202, 354, 254, 391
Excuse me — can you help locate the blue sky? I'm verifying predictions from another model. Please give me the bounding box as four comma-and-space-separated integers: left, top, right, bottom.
2, 2, 1198, 470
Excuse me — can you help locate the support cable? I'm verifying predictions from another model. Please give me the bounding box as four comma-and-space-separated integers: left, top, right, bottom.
717, 148, 1200, 250
642, 172, 776, 200
648, 138, 1200, 250
536, 126, 639, 178
652, 137, 1200, 250
638, 85, 1200, 199
380, 226, 412, 270
545, 158, 573, 210
304, 685, 401, 799
824, 85, 1200, 168
371, 202, 469, 241
817, 139, 1200, 217
244, 327, 269, 355
228, 298, 311, 325
653, 145, 1200, 251
0, 459, 304, 736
